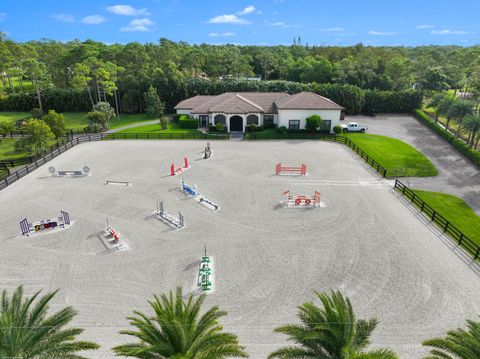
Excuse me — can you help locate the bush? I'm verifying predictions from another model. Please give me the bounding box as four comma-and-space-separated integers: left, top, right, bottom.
414, 109, 480, 167
276, 126, 288, 134
245, 124, 264, 132
0, 121, 14, 137
333, 125, 342, 134
87, 111, 107, 132
364, 90, 423, 113
160, 116, 168, 130
172, 114, 182, 123
305, 114, 322, 132
179, 114, 198, 129
215, 122, 225, 132
42, 110, 66, 138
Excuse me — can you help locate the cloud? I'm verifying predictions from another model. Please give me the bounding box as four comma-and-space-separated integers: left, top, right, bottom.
0, 13, 6, 22
237, 5, 255, 15
208, 14, 250, 24
267, 21, 291, 28
81, 15, 106, 24
51, 13, 75, 22
107, 5, 150, 16
120, 18, 154, 32
368, 30, 397, 36
209, 32, 235, 37
431, 29, 469, 35
318, 27, 345, 32
417, 24, 434, 29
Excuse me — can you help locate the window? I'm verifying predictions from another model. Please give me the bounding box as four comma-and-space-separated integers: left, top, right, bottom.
214, 114, 226, 125
263, 114, 274, 127
319, 120, 332, 133
247, 114, 259, 125
289, 120, 300, 130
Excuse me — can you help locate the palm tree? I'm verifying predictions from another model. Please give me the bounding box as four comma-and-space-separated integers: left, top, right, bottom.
423, 318, 480, 358
0, 286, 99, 358
436, 96, 456, 130
446, 99, 475, 136
463, 114, 480, 148
428, 93, 447, 123
113, 287, 248, 358
268, 290, 398, 359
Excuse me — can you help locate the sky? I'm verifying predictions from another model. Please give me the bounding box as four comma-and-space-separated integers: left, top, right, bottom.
0, 0, 479, 46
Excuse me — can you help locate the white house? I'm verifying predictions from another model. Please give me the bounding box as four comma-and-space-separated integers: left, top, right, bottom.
174, 91, 344, 133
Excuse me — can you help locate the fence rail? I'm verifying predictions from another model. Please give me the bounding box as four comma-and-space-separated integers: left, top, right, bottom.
394, 179, 480, 260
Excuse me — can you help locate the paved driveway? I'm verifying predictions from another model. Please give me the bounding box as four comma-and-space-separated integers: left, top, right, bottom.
345, 114, 480, 214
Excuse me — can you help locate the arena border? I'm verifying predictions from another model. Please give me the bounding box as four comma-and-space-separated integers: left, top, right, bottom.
394, 179, 480, 261
0, 132, 387, 191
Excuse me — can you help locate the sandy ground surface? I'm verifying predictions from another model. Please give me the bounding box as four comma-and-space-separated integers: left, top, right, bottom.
346, 114, 480, 214
1, 140, 480, 358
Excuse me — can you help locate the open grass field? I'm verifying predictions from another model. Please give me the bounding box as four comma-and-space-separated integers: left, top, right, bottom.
0, 111, 31, 124
0, 138, 29, 160
412, 189, 480, 245
116, 122, 200, 134
0, 112, 155, 133
344, 133, 438, 177
0, 140, 479, 358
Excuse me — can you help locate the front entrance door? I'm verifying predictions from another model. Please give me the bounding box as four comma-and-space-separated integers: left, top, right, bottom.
199, 115, 209, 128
229, 116, 243, 132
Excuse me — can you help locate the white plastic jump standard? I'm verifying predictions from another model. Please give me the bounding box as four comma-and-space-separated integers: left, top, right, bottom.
275, 163, 307, 176
155, 201, 185, 229
49, 165, 90, 177
20, 211, 71, 236
281, 190, 321, 208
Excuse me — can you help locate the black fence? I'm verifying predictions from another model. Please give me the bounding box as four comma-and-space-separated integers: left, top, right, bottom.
394, 179, 480, 260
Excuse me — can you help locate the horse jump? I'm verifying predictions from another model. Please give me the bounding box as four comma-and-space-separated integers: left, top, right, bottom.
20, 211, 71, 236
154, 201, 185, 229
180, 179, 219, 211
204, 142, 212, 159
275, 163, 307, 176
104, 180, 131, 186
281, 190, 321, 208
102, 219, 128, 251
171, 157, 189, 176
49, 165, 90, 177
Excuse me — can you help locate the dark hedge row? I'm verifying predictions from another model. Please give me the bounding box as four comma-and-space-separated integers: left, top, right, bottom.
414, 109, 480, 167
0, 80, 422, 116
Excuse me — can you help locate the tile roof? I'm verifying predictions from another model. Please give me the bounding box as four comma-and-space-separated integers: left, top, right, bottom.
176, 91, 343, 113
275, 92, 344, 110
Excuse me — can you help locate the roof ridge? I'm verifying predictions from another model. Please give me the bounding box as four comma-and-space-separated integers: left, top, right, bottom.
235, 93, 264, 111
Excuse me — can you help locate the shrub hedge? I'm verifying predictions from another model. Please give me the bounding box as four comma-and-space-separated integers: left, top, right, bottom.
364, 90, 423, 113
178, 114, 198, 129
414, 109, 480, 167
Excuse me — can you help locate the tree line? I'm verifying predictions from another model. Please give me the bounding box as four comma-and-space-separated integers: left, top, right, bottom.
0, 285, 478, 358
1, 36, 480, 114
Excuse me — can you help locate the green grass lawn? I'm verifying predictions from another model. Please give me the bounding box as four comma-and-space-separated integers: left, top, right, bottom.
0, 138, 29, 160
344, 133, 438, 177
0, 112, 31, 124
116, 122, 199, 134
62, 112, 156, 132
412, 190, 480, 245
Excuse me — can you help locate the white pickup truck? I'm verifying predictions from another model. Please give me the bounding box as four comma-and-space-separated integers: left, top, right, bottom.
340, 122, 368, 133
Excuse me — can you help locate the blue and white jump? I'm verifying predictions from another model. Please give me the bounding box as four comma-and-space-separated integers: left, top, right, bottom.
180, 179, 219, 211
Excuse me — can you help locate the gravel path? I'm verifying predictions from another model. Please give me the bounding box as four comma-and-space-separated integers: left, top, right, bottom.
0, 140, 479, 358
346, 114, 480, 214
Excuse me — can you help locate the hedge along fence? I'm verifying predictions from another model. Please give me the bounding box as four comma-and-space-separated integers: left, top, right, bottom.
394, 179, 480, 261
414, 109, 480, 167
